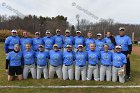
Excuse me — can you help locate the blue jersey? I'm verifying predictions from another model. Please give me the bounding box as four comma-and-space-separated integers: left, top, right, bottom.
23, 50, 35, 65
35, 51, 49, 66
20, 37, 32, 51
95, 39, 105, 51
112, 52, 127, 67
85, 38, 95, 51
115, 35, 132, 51
63, 51, 75, 65
5, 36, 20, 53
75, 51, 87, 66
43, 36, 54, 50
87, 50, 100, 65
49, 50, 63, 66
6, 51, 22, 66
53, 35, 64, 49
100, 51, 112, 66
74, 36, 85, 48
63, 36, 74, 48
32, 38, 44, 51
104, 37, 115, 50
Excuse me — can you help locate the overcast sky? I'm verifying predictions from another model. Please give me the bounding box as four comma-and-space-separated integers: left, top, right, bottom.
0, 0, 140, 25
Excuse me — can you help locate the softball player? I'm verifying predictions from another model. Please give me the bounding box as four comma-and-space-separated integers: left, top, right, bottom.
53, 29, 64, 49
112, 45, 127, 83
95, 33, 105, 51
104, 31, 116, 52
75, 45, 87, 81
32, 32, 44, 51
62, 45, 75, 80
63, 29, 74, 51
74, 31, 85, 52
100, 44, 112, 81
4, 30, 20, 54
115, 27, 132, 80
49, 44, 63, 79
85, 31, 95, 51
87, 43, 100, 81
20, 31, 32, 51
23, 43, 36, 79
35, 45, 49, 79
43, 30, 54, 51
5, 44, 23, 81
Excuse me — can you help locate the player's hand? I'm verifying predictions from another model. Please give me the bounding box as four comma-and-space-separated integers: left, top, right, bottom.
5, 69, 8, 74
5, 53, 8, 56
127, 54, 130, 58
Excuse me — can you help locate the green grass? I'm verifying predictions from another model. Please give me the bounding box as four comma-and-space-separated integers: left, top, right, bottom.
0, 43, 140, 92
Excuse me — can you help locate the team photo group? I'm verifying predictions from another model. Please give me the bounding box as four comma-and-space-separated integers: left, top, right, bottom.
4, 27, 132, 83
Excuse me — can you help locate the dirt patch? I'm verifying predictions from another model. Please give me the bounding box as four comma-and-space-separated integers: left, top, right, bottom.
132, 46, 140, 56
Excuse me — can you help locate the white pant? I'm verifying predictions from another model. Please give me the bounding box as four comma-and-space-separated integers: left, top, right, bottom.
23, 64, 36, 79
37, 65, 48, 79
75, 66, 86, 81
49, 65, 63, 79
112, 66, 125, 83
87, 64, 99, 81
62, 65, 74, 80
100, 65, 111, 81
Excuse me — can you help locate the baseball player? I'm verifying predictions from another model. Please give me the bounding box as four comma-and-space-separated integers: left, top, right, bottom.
74, 31, 85, 52
87, 43, 100, 81
112, 45, 127, 83
49, 44, 63, 79
32, 32, 44, 51
63, 29, 74, 51
53, 29, 64, 49
35, 45, 49, 79
4, 30, 20, 54
62, 45, 75, 80
20, 31, 32, 51
23, 43, 36, 79
115, 27, 132, 80
43, 30, 54, 51
85, 31, 95, 51
104, 31, 116, 52
5, 44, 23, 81
100, 44, 112, 81
95, 33, 105, 51
75, 45, 87, 81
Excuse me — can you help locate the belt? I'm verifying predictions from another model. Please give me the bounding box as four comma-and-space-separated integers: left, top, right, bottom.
65, 64, 72, 66
25, 63, 34, 66
38, 64, 46, 67
114, 65, 123, 68
51, 65, 58, 67
89, 64, 96, 66
78, 65, 85, 67
102, 64, 110, 67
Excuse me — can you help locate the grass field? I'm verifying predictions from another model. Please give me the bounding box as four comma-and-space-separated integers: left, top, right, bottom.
0, 43, 140, 93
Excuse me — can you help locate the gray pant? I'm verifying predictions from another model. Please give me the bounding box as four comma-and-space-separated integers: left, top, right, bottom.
37, 65, 48, 79
62, 65, 74, 80
100, 65, 111, 81
49, 65, 63, 79
75, 66, 86, 81
112, 66, 125, 83
87, 65, 99, 81
23, 64, 36, 79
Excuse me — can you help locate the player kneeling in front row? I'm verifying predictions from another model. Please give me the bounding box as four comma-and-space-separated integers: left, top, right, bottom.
23, 43, 36, 79
36, 45, 49, 79
62, 45, 75, 80
87, 43, 100, 81
112, 45, 126, 83
100, 44, 112, 81
75, 45, 87, 81
49, 44, 63, 79
5, 44, 23, 81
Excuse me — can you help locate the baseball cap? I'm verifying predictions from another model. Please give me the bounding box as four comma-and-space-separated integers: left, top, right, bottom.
35, 32, 40, 35
56, 29, 61, 32
76, 31, 81, 33
65, 29, 70, 33
66, 45, 72, 48
53, 44, 58, 47
39, 45, 44, 48
97, 33, 102, 36
115, 45, 122, 49
78, 45, 84, 47
11, 30, 17, 33
119, 27, 125, 31
46, 30, 51, 34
